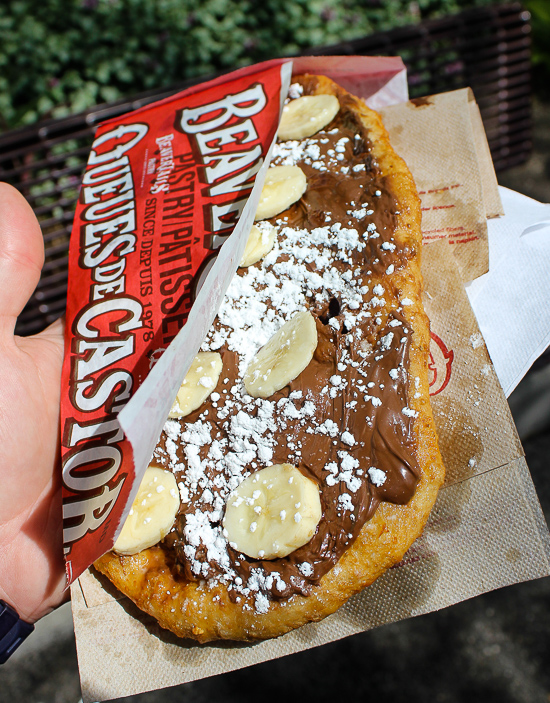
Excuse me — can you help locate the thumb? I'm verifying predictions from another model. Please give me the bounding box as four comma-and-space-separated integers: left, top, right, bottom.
0, 183, 44, 326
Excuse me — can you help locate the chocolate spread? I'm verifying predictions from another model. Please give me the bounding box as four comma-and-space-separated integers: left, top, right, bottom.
155, 82, 421, 604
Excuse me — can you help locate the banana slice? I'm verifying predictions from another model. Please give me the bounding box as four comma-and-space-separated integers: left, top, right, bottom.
254, 165, 307, 221
278, 94, 340, 141
169, 352, 223, 419
240, 222, 276, 267
223, 463, 322, 559
113, 466, 180, 556
244, 311, 317, 398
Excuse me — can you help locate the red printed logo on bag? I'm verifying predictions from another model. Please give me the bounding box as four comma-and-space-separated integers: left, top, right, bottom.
429, 332, 454, 395
59, 60, 287, 582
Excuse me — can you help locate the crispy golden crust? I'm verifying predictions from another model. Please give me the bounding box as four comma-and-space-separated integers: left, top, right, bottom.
94, 74, 445, 642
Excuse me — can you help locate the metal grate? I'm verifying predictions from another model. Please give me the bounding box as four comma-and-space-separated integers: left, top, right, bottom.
0, 3, 531, 336
311, 2, 532, 173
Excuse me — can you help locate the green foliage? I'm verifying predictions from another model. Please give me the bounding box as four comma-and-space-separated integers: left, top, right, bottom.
0, 0, 504, 131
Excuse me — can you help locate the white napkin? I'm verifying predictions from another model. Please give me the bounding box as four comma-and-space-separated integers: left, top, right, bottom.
466, 186, 550, 397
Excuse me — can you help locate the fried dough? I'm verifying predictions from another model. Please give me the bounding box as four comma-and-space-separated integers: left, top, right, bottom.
94, 74, 445, 642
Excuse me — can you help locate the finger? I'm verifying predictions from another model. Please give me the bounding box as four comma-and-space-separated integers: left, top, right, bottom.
0, 183, 44, 325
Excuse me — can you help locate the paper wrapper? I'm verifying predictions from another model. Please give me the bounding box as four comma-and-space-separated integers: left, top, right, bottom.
72, 239, 550, 701
380, 89, 503, 282
467, 187, 550, 396
63, 58, 550, 702
60, 58, 295, 582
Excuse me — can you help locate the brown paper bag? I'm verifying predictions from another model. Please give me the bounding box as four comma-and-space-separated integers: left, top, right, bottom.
71, 92, 550, 702
381, 88, 503, 281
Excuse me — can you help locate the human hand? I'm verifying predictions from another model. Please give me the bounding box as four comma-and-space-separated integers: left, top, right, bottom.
0, 183, 66, 623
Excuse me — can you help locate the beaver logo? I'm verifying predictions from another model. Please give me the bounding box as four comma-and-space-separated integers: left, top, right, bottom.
429, 332, 454, 395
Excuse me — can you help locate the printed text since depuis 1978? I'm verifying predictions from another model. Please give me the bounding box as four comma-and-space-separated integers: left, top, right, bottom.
157, 152, 197, 345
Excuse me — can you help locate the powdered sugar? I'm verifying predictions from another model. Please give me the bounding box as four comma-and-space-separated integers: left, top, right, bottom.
368, 467, 387, 486
151, 84, 413, 612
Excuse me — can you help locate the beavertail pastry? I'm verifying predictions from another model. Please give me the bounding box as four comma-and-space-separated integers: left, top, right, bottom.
94, 74, 446, 642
